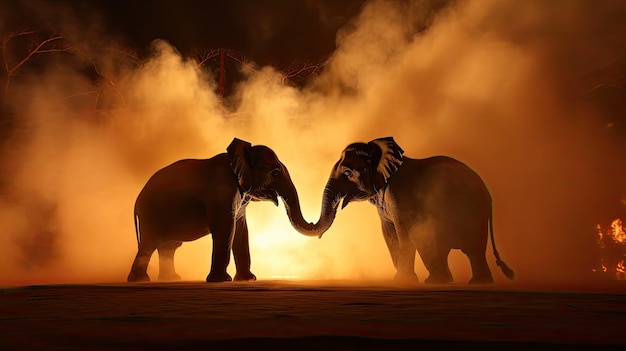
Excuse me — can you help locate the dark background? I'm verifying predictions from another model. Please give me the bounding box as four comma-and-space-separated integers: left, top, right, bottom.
0, 0, 454, 125
1, 0, 625, 282
4, 0, 371, 65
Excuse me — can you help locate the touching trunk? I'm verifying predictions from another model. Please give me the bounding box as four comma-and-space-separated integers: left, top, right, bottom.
280, 178, 341, 238
309, 177, 342, 237
281, 177, 342, 238
279, 178, 319, 237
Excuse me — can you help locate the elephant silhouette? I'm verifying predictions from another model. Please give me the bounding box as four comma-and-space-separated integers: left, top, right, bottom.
127, 138, 314, 283
297, 136, 515, 284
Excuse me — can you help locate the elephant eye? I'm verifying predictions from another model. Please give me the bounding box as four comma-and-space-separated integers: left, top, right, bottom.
270, 169, 281, 179
343, 169, 353, 178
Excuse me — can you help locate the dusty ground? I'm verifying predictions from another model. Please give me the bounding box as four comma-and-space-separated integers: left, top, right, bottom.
1, 279, 626, 350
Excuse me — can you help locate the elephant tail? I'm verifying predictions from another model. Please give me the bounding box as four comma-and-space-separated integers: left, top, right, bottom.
134, 213, 141, 244
489, 211, 515, 280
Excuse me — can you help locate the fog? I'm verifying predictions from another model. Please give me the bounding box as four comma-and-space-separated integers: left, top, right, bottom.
1, 0, 625, 290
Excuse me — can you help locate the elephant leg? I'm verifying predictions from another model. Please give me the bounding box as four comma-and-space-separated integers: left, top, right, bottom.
392, 225, 418, 283
464, 248, 494, 284
157, 241, 183, 281
413, 222, 453, 284
232, 215, 257, 281
127, 241, 157, 282
380, 219, 399, 268
206, 217, 234, 283
422, 246, 453, 284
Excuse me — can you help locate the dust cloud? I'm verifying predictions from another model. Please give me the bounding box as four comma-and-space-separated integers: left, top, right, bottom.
1, 0, 625, 290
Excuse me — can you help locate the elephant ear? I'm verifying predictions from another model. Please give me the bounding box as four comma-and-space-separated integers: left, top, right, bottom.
368, 137, 404, 191
227, 138, 253, 192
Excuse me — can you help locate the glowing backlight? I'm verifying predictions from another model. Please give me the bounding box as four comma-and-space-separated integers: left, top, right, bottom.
594, 219, 626, 280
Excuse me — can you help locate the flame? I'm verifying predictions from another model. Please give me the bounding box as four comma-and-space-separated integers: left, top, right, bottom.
594, 218, 626, 280
4, 0, 626, 288
617, 261, 626, 275
610, 219, 626, 243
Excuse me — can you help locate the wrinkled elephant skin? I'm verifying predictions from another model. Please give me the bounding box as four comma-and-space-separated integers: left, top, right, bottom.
127, 138, 313, 283
299, 137, 515, 284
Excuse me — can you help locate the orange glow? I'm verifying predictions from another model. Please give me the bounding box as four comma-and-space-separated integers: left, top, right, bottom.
610, 219, 626, 243
618, 261, 626, 275
1, 1, 626, 291
594, 219, 626, 280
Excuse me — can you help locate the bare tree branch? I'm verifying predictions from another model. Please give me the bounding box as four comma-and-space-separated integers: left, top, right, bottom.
5, 33, 65, 76
195, 49, 221, 68
2, 31, 69, 99
71, 45, 129, 108
226, 50, 257, 72
280, 60, 327, 86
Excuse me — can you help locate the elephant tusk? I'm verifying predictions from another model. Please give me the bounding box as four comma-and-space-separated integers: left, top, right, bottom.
270, 193, 279, 206
340, 198, 348, 210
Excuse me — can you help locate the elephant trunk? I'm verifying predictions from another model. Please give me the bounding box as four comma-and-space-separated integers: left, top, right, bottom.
279, 178, 319, 237
281, 176, 342, 238
308, 177, 342, 238
300, 178, 343, 238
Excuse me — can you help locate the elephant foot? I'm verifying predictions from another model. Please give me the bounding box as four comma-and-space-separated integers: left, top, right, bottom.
234, 271, 257, 281
393, 271, 419, 284
424, 274, 453, 284
469, 275, 494, 285
127, 271, 151, 283
158, 272, 182, 282
206, 271, 233, 283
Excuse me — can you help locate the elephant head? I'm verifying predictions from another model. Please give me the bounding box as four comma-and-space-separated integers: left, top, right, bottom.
227, 138, 314, 234
298, 136, 404, 237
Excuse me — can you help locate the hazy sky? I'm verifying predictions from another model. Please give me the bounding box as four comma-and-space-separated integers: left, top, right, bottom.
1, 0, 626, 290
5, 0, 372, 63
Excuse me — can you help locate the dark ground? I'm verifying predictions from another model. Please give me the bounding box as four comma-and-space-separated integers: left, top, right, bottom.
1, 280, 626, 350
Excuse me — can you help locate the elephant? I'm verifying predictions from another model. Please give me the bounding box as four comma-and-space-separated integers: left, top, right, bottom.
127, 138, 314, 283
298, 136, 515, 284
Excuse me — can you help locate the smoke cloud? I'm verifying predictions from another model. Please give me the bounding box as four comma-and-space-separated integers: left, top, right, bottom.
1, 0, 625, 291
